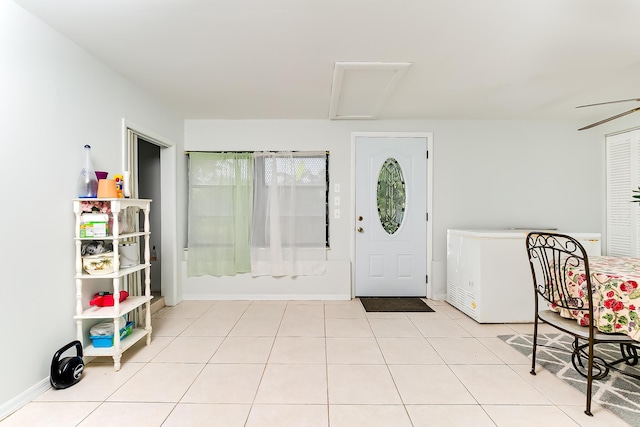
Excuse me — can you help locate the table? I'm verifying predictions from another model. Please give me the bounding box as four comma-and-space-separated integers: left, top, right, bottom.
556, 256, 640, 342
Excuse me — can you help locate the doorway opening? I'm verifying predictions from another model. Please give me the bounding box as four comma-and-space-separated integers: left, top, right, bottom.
123, 120, 179, 306
137, 139, 162, 297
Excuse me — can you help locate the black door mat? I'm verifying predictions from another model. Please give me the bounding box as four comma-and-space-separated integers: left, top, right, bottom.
359, 297, 435, 312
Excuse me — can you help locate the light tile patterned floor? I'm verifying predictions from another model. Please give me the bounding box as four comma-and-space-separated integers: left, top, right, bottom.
1, 299, 632, 426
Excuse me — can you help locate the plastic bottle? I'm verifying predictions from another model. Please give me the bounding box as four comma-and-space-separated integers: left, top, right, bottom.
77, 145, 98, 198
151, 246, 158, 262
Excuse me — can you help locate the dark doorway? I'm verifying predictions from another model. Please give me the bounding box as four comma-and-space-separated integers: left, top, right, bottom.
137, 138, 162, 295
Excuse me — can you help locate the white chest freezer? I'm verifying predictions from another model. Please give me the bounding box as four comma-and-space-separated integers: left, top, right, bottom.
446, 229, 601, 323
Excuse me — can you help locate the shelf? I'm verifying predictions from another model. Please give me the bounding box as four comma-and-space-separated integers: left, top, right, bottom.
83, 328, 150, 357
75, 231, 148, 241
74, 296, 153, 319
73, 198, 151, 210
73, 197, 153, 371
75, 263, 150, 279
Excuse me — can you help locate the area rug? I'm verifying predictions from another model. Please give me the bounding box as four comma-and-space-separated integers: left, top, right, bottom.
499, 333, 640, 426
359, 297, 434, 312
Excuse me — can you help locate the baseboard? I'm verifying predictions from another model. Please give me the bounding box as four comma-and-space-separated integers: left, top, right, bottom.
150, 295, 166, 314
181, 294, 351, 301
0, 377, 50, 421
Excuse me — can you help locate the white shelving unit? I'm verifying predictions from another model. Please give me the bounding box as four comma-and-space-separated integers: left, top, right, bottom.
73, 198, 153, 371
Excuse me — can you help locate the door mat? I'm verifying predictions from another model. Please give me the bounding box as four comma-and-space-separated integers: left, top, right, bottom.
499, 333, 640, 426
359, 297, 435, 312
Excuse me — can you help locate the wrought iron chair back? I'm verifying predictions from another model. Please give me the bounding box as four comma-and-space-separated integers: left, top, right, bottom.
525, 231, 639, 417
526, 232, 594, 319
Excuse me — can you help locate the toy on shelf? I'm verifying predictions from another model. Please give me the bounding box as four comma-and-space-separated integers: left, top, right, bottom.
89, 291, 129, 307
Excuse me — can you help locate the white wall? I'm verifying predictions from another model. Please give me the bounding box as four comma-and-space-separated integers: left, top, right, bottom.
183, 121, 356, 299
0, 0, 183, 416
184, 119, 604, 300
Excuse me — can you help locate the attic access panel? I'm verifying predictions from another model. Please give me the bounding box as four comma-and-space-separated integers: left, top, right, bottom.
329, 62, 412, 120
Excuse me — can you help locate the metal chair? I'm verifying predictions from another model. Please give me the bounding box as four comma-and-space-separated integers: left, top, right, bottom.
525, 232, 639, 416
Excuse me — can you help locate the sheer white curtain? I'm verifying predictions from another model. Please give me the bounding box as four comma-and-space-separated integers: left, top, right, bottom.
251, 151, 327, 276
187, 152, 253, 277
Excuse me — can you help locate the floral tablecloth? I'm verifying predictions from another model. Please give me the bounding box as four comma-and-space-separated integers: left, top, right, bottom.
556, 256, 640, 341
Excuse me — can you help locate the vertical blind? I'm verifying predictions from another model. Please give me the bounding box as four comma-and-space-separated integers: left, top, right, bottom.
606, 130, 640, 257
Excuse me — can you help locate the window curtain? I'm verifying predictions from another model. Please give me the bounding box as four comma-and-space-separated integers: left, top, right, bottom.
251, 151, 327, 276
187, 152, 253, 276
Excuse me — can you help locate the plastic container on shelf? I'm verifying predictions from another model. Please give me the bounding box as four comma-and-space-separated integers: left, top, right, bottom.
79, 213, 109, 238
89, 320, 135, 348
89, 291, 129, 307
82, 252, 115, 275
119, 243, 139, 267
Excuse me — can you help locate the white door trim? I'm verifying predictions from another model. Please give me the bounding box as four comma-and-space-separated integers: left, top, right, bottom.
350, 131, 434, 299
122, 118, 180, 306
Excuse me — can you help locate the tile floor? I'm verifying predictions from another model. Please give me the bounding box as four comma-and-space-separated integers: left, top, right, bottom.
1, 299, 632, 427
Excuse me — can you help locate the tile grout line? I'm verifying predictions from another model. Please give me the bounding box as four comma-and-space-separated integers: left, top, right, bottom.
244, 300, 288, 425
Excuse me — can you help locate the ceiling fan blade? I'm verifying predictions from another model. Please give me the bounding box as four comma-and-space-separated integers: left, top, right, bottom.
578, 106, 640, 131
576, 97, 640, 108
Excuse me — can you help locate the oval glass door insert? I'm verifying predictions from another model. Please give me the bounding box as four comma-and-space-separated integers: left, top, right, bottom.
376, 158, 406, 234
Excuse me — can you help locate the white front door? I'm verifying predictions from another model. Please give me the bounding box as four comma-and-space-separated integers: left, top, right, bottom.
354, 135, 428, 297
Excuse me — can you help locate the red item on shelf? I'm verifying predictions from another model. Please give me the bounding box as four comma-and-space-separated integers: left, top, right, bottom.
89, 291, 129, 307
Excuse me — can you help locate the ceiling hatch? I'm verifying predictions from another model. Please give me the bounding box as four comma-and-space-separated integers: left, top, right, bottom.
329, 62, 412, 120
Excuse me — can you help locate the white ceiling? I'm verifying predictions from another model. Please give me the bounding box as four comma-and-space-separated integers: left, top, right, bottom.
14, 0, 640, 127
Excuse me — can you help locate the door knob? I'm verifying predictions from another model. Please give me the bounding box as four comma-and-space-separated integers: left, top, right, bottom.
357, 227, 364, 233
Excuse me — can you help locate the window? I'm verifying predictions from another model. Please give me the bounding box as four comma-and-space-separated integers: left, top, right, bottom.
253, 153, 329, 247
187, 151, 329, 277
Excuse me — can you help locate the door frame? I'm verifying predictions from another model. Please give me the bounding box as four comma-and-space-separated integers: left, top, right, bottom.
122, 118, 180, 306
350, 131, 434, 299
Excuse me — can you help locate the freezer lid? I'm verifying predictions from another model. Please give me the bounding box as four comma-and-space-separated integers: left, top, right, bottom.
447, 229, 601, 240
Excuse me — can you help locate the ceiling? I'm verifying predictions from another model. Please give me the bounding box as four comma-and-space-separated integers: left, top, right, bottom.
14, 0, 640, 126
